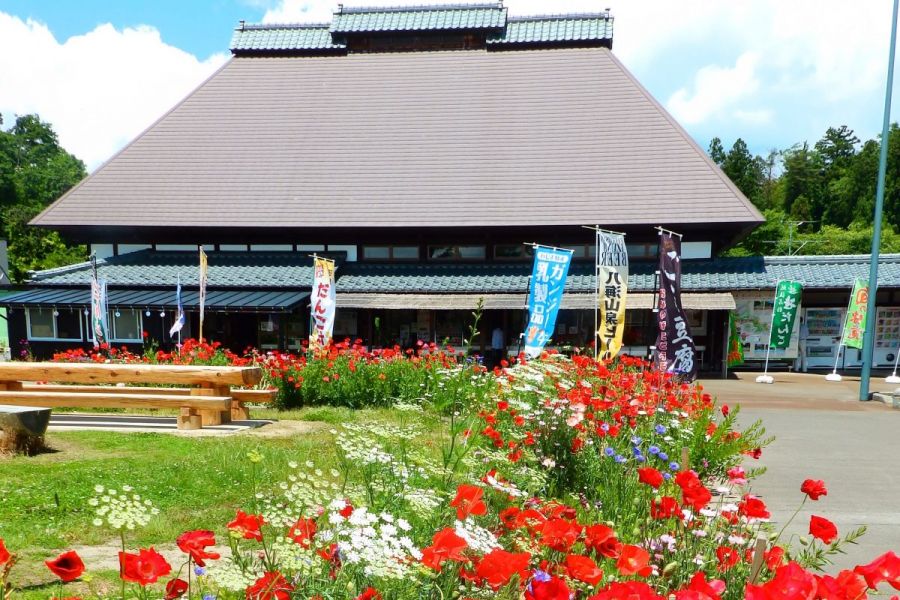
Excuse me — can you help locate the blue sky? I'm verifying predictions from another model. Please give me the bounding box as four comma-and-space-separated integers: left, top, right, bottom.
1, 0, 898, 171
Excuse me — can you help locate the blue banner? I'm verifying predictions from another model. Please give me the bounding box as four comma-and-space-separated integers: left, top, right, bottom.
524, 246, 573, 358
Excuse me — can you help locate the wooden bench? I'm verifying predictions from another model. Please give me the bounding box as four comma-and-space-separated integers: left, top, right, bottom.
0, 362, 268, 430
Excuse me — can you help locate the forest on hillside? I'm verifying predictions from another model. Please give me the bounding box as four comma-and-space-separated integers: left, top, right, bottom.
2, 114, 900, 283
710, 125, 900, 256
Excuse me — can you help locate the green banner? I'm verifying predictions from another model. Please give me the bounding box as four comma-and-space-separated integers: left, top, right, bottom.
769, 280, 803, 349
841, 278, 869, 349
727, 312, 744, 367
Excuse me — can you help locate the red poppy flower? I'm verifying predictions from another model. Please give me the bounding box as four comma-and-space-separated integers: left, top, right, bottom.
650, 496, 682, 520
616, 544, 651, 577
585, 524, 621, 559
354, 588, 382, 600
246, 571, 294, 600
676, 571, 725, 600
854, 551, 900, 590
0, 538, 9, 566
565, 553, 604, 586
450, 485, 487, 520
227, 510, 265, 541
747, 561, 817, 599
591, 580, 664, 600
287, 518, 317, 548
814, 570, 867, 599
765, 546, 785, 571
526, 576, 572, 600
119, 548, 172, 586
674, 470, 712, 511
738, 495, 771, 520
809, 515, 838, 544
176, 530, 221, 566
45, 550, 85, 582
420, 528, 468, 571
475, 549, 531, 590
800, 479, 828, 501
165, 578, 188, 600
638, 467, 664, 489
539, 518, 583, 552
715, 546, 740, 572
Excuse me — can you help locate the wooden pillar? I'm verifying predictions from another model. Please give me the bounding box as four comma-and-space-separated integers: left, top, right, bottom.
193, 383, 232, 427
176, 407, 202, 430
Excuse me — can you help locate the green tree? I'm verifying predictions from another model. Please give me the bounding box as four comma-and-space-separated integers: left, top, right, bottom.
0, 113, 87, 282
708, 137, 726, 166
721, 138, 764, 204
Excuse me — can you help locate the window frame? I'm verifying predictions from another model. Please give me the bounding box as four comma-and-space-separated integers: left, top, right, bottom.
427, 245, 487, 261
361, 245, 421, 261
25, 308, 84, 342
85, 308, 145, 343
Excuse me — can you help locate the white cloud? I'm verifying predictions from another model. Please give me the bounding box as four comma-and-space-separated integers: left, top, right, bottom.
667, 52, 761, 125
0, 13, 228, 171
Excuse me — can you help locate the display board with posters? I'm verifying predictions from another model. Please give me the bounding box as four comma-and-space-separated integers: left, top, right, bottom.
732, 292, 800, 360
874, 307, 900, 366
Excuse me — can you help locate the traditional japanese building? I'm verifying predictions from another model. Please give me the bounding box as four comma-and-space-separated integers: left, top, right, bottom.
3, 3, 899, 371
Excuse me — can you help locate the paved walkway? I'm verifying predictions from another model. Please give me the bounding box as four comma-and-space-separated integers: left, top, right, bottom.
48, 413, 272, 435
703, 374, 900, 571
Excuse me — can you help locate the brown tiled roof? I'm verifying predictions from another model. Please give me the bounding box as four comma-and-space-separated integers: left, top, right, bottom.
33, 47, 762, 229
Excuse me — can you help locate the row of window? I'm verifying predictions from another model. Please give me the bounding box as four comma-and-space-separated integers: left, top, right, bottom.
26, 308, 144, 342
361, 244, 660, 262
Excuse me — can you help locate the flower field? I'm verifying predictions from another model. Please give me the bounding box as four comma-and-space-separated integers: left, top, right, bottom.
3, 347, 899, 599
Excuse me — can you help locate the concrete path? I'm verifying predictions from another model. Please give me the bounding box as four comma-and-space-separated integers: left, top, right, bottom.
702, 374, 900, 572
48, 413, 272, 435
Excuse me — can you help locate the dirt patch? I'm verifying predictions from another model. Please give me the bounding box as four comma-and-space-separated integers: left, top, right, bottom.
66, 541, 232, 573
240, 420, 328, 438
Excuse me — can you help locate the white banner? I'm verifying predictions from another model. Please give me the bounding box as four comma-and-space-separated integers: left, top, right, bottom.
310, 257, 336, 351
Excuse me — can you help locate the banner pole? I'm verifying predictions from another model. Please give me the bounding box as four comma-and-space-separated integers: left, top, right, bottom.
594, 227, 600, 361
828, 281, 857, 382
756, 282, 779, 384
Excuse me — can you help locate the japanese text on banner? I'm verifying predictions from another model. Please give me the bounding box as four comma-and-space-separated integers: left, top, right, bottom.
524, 246, 573, 358
596, 232, 628, 361
840, 278, 869, 349
769, 280, 803, 350
310, 257, 337, 351
653, 232, 697, 381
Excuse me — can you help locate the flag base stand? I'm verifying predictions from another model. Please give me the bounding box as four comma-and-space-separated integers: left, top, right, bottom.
826, 372, 842, 382
886, 375, 900, 384
755, 375, 774, 384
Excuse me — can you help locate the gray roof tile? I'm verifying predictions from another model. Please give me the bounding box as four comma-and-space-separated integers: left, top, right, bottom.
19, 251, 900, 294
330, 4, 506, 33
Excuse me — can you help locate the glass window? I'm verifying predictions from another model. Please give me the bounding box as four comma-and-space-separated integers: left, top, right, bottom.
565, 245, 587, 259
363, 246, 390, 260
429, 245, 486, 260
626, 243, 656, 259
494, 245, 533, 260
55, 311, 83, 340
391, 246, 419, 260
27, 309, 55, 339
111, 309, 142, 341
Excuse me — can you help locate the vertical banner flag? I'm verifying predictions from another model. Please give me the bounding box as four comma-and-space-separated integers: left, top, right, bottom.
840, 278, 869, 349
90, 276, 109, 347
524, 246, 573, 358
596, 232, 629, 361
169, 276, 186, 338
310, 256, 337, 351
654, 232, 698, 381
198, 247, 208, 342
769, 280, 803, 349
727, 312, 745, 367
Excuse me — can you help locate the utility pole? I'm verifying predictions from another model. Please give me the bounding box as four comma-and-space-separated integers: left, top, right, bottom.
860, 0, 898, 401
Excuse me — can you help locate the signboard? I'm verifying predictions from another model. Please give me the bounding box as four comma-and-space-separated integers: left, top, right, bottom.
653, 232, 697, 381
732, 293, 801, 360
727, 312, 744, 367
840, 279, 869, 349
90, 277, 109, 347
769, 281, 803, 349
310, 257, 336, 351
524, 246, 573, 358
596, 232, 628, 361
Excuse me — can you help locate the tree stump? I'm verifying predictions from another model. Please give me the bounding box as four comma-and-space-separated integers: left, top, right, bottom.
0, 404, 51, 456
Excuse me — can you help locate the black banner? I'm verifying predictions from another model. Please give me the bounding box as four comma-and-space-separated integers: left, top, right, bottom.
654, 232, 698, 381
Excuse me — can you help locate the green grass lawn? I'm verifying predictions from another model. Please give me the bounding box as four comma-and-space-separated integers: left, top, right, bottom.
0, 406, 444, 596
